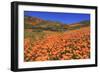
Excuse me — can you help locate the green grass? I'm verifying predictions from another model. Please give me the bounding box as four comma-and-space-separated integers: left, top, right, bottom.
24, 29, 46, 41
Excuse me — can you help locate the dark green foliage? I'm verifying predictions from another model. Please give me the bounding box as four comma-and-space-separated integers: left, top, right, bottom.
49, 56, 59, 60
79, 20, 90, 25
24, 24, 33, 29
72, 54, 80, 59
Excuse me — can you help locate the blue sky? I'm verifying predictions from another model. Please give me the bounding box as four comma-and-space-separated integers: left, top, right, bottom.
24, 11, 90, 24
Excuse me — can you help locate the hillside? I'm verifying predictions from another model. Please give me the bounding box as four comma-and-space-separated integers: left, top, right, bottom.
24, 27, 90, 61
24, 16, 90, 31
24, 16, 90, 62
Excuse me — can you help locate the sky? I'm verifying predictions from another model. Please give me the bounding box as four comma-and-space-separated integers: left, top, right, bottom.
24, 11, 90, 24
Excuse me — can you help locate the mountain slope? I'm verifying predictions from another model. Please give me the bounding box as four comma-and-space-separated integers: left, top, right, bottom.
24, 16, 90, 31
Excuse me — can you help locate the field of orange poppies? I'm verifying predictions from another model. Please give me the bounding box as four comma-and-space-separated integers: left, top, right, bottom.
24, 26, 90, 62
